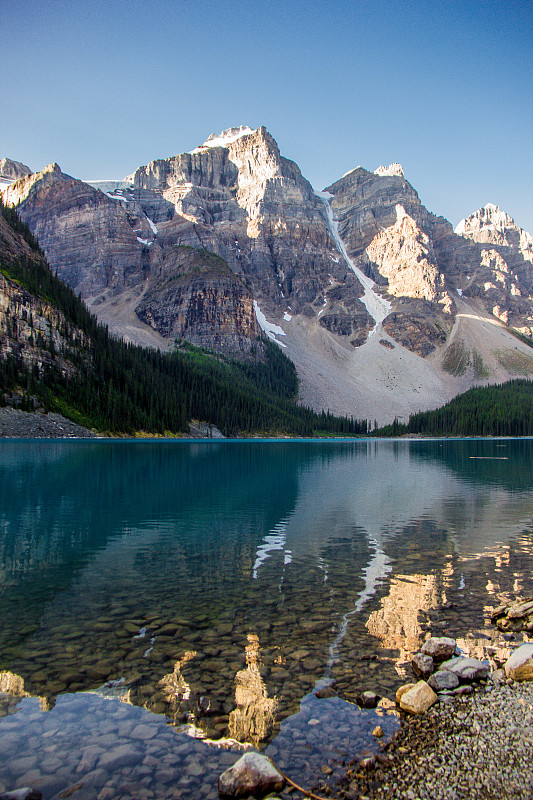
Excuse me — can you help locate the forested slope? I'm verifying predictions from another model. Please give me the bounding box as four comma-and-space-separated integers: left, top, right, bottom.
377, 380, 533, 437
0, 201, 365, 436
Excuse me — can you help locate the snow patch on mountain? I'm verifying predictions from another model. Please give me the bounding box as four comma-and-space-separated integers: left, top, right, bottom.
374, 163, 404, 178
190, 126, 255, 153
253, 301, 287, 347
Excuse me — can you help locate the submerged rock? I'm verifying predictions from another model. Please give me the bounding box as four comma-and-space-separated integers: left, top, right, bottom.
218, 752, 285, 798
357, 690, 380, 708
0, 791, 42, 800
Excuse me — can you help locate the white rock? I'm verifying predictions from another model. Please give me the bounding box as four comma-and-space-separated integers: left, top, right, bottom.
218, 752, 285, 798
504, 644, 533, 681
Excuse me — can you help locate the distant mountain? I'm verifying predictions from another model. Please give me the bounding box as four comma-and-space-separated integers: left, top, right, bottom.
455, 203, 533, 262
2, 126, 533, 424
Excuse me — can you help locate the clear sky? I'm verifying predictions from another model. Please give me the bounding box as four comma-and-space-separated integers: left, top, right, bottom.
2, 0, 532, 231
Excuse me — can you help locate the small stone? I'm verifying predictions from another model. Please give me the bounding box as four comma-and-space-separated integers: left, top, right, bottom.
357, 691, 379, 708
420, 637, 456, 661
504, 644, 533, 681
218, 753, 285, 798
412, 653, 434, 679
428, 670, 459, 692
399, 680, 438, 714
315, 686, 336, 699
360, 757, 375, 770
320, 765, 333, 775
453, 685, 474, 696
372, 726, 384, 738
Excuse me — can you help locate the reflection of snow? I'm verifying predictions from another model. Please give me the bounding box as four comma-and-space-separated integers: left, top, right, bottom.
323, 538, 392, 681
253, 520, 291, 579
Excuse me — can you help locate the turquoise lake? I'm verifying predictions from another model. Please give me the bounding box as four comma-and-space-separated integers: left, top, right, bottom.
0, 438, 532, 799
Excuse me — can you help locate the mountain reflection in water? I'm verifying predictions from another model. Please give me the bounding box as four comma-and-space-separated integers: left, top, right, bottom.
0, 439, 532, 798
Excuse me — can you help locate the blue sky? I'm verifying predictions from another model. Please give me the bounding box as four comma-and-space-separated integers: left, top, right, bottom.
2, 0, 532, 230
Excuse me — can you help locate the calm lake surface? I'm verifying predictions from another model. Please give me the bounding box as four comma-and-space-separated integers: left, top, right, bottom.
0, 438, 532, 799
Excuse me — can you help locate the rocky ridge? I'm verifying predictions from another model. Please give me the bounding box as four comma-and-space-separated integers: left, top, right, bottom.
2, 128, 533, 422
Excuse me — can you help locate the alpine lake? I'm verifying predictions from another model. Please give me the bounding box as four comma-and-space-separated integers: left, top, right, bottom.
0, 438, 532, 800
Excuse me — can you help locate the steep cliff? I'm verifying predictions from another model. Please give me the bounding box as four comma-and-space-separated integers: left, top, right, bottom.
136, 246, 262, 357
0, 214, 89, 382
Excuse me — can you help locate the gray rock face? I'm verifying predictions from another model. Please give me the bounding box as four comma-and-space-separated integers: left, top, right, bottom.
0, 157, 32, 181
2, 164, 145, 297
135, 247, 262, 358
218, 752, 285, 798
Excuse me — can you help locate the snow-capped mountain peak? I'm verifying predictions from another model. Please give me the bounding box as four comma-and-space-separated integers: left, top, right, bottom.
190, 126, 255, 154
374, 163, 404, 178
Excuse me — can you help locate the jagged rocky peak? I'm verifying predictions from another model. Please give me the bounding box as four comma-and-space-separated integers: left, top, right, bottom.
374, 163, 404, 178
190, 125, 256, 153
455, 203, 533, 260
0, 157, 32, 183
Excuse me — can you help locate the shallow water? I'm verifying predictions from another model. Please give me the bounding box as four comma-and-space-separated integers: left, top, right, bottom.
0, 438, 532, 798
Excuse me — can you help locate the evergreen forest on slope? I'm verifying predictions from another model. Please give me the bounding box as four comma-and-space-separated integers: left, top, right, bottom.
0, 201, 366, 437
377, 380, 533, 437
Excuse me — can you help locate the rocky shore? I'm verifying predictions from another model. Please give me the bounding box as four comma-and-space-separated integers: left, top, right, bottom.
217, 636, 533, 800
336, 679, 533, 800
0, 408, 98, 438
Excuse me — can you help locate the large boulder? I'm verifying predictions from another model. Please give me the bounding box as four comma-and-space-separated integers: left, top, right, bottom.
399, 680, 438, 714
420, 637, 457, 661
504, 644, 533, 681
428, 670, 460, 692
438, 657, 489, 682
218, 752, 285, 798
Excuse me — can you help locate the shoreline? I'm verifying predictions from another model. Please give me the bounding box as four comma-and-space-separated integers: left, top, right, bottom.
1, 409, 531, 442
333, 679, 533, 800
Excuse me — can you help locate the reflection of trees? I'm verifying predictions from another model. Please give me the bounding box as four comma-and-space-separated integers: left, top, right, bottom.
229, 634, 277, 745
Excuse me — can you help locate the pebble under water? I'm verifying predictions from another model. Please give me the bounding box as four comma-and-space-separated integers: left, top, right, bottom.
0, 438, 532, 799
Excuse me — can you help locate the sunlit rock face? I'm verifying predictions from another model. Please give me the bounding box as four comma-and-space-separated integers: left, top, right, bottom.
129, 126, 353, 315
325, 167, 533, 342
456, 204, 533, 263
0, 157, 32, 182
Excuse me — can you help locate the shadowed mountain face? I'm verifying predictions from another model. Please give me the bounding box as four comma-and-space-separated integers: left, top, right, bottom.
2, 128, 533, 421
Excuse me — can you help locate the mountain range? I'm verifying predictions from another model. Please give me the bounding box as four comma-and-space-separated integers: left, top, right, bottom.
2, 127, 532, 424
